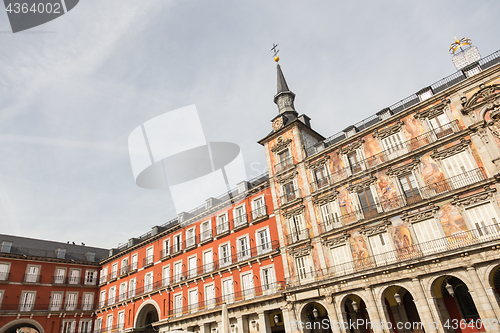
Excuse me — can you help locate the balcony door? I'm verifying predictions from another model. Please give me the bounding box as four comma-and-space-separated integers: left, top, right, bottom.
441, 151, 478, 188
381, 132, 408, 159
241, 273, 254, 300
289, 215, 306, 242
330, 244, 354, 276
368, 233, 394, 266
412, 218, 444, 255
399, 173, 421, 204
465, 203, 500, 238
357, 188, 378, 219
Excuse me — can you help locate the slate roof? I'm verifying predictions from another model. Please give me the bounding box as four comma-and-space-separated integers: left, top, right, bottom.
0, 234, 109, 263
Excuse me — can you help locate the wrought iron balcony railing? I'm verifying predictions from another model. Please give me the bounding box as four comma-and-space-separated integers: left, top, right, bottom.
250, 205, 268, 221
288, 225, 500, 287
184, 236, 197, 249
143, 255, 154, 268
233, 213, 248, 228
216, 221, 230, 236
0, 303, 96, 313
280, 188, 301, 205
199, 229, 213, 243
23, 274, 41, 283
0, 272, 10, 282
288, 229, 309, 244
52, 276, 84, 285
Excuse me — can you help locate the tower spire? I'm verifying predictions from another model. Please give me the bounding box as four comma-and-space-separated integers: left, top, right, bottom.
273, 62, 296, 115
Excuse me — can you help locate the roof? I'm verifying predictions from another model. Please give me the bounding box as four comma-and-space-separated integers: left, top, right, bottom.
0, 234, 109, 263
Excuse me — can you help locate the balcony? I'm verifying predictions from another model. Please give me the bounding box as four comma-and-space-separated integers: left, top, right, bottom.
99, 275, 107, 285
199, 229, 213, 244
288, 225, 500, 287
143, 255, 154, 268
310, 177, 332, 193
250, 205, 268, 223
119, 265, 129, 276
288, 229, 309, 245
52, 276, 84, 285
275, 157, 295, 174
232, 213, 248, 231
130, 262, 138, 272
171, 243, 183, 256
164, 282, 285, 318
160, 249, 171, 260
0, 272, 10, 282
184, 236, 197, 250
0, 303, 96, 313
280, 188, 301, 206
419, 168, 486, 198
216, 221, 230, 237
23, 274, 41, 284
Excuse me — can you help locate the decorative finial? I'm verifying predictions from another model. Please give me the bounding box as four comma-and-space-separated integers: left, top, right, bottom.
449, 37, 472, 54
271, 43, 280, 62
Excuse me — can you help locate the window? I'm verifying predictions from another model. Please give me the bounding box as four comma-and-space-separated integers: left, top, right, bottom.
295, 256, 311, 281
330, 244, 354, 275
252, 197, 266, 219
381, 132, 408, 159
186, 227, 196, 248
99, 291, 106, 308
0, 241, 12, 253
110, 263, 118, 279
368, 233, 394, 266
100, 267, 108, 284
69, 269, 80, 285
465, 203, 500, 236
173, 294, 182, 317
162, 239, 170, 257
120, 258, 129, 275
85, 270, 97, 285
222, 278, 234, 304
241, 272, 254, 300
289, 215, 306, 242
118, 311, 125, 331
54, 268, 66, 284
278, 149, 291, 163
144, 272, 153, 293
429, 112, 452, 138
131, 254, 138, 271
0, 263, 9, 281
65, 292, 77, 311
173, 234, 182, 253
256, 228, 271, 254
108, 287, 116, 305
79, 320, 92, 333
320, 203, 340, 232
188, 256, 197, 278
94, 318, 102, 333
106, 315, 113, 332
399, 174, 420, 203
188, 289, 198, 312
217, 214, 229, 234
313, 166, 329, 189
357, 188, 379, 218
20, 291, 35, 311
282, 182, 297, 203
412, 219, 444, 255
62, 320, 76, 333
237, 236, 250, 260
145, 247, 154, 265
162, 265, 170, 286
219, 244, 231, 267
203, 250, 213, 273
261, 266, 276, 293
25, 265, 40, 283
56, 248, 66, 259
205, 284, 215, 309
234, 205, 247, 227
200, 221, 212, 241
85, 252, 95, 262
119, 282, 127, 302
174, 261, 183, 283
50, 292, 63, 311
129, 279, 136, 298
82, 293, 93, 311
277, 149, 292, 170
441, 151, 478, 187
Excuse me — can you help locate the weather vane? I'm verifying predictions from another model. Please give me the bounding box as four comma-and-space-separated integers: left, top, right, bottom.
271, 43, 280, 62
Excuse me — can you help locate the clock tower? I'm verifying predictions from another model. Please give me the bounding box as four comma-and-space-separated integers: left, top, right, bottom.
272, 63, 299, 131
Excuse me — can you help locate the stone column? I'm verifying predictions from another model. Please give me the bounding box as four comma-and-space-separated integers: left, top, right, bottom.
236, 317, 246, 333
199, 323, 209, 333
258, 312, 271, 333
364, 288, 385, 333
411, 278, 441, 333
325, 302, 342, 333
484, 287, 500, 320
466, 266, 498, 333
281, 306, 296, 333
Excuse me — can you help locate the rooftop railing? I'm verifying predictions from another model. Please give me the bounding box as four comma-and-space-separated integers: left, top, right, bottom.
288, 225, 500, 287
303, 46, 496, 158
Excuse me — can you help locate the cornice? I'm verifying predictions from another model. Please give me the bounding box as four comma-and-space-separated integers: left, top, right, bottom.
372, 121, 404, 140
275, 171, 297, 184
347, 177, 377, 193
338, 139, 364, 155
401, 205, 439, 223
271, 137, 293, 153
430, 138, 471, 160
451, 186, 497, 207
306, 155, 330, 169
289, 244, 313, 258
322, 234, 350, 248
359, 221, 391, 236
462, 84, 500, 115
413, 99, 451, 120
386, 159, 420, 177
282, 204, 306, 219
312, 191, 339, 206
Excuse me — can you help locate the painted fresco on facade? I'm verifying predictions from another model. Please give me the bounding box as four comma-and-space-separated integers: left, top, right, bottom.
449, 102, 465, 128
311, 245, 322, 272
420, 152, 446, 192
390, 216, 418, 258
374, 171, 401, 211
338, 186, 357, 224
363, 135, 383, 167
349, 230, 371, 268
329, 151, 346, 182
483, 110, 500, 152
437, 201, 469, 239
402, 113, 428, 149
268, 129, 296, 174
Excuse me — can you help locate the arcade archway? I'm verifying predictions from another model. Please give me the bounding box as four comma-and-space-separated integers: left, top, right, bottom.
0, 319, 44, 333
299, 302, 332, 333
341, 295, 371, 333
135, 303, 160, 332
383, 286, 424, 333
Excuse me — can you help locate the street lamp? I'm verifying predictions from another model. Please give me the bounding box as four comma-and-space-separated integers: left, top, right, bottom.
274, 314, 280, 324
312, 307, 319, 319
394, 293, 402, 306
351, 300, 359, 313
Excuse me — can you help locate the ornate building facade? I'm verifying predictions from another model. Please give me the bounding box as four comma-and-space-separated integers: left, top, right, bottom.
3, 42, 500, 333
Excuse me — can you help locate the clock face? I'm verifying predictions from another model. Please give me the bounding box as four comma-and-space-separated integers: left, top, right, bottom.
272, 117, 284, 131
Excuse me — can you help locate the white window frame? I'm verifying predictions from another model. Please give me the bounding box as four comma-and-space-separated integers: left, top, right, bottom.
145, 246, 154, 265
0, 262, 10, 281
204, 283, 215, 309
100, 267, 108, 284
79, 319, 92, 333
65, 291, 78, 311
108, 287, 116, 305
111, 263, 118, 279
174, 260, 183, 283
260, 264, 276, 294
186, 226, 196, 248
237, 235, 251, 261
330, 243, 354, 276
162, 238, 171, 257
54, 267, 67, 284
187, 255, 198, 278
20, 290, 36, 311
256, 227, 272, 254
144, 271, 154, 293
118, 311, 125, 331
129, 278, 136, 298
68, 268, 81, 285
82, 292, 94, 311
118, 282, 127, 302
25, 265, 41, 283
217, 212, 229, 234
84, 270, 97, 286
219, 242, 232, 267
99, 290, 106, 308
173, 233, 182, 253
120, 257, 129, 275
162, 265, 170, 286
131, 254, 138, 271
233, 204, 247, 227
203, 249, 214, 273
221, 278, 234, 304
240, 271, 255, 300
173, 292, 183, 317
200, 220, 212, 241
62, 319, 76, 333
251, 195, 266, 219
50, 291, 63, 311
188, 287, 198, 313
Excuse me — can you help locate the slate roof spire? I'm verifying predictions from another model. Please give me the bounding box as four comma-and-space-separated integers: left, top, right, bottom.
273, 63, 296, 115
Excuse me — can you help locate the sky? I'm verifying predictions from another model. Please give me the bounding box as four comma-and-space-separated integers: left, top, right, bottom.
0, 0, 499, 249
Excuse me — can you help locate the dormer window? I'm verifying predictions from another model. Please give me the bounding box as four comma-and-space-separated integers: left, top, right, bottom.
0, 241, 12, 253
56, 248, 66, 259
85, 252, 96, 262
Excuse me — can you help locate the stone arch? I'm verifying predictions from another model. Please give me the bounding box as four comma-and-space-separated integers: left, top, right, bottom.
298, 301, 333, 333
339, 293, 373, 333
376, 282, 418, 306
483, 261, 500, 286
134, 299, 161, 330
0, 319, 45, 333
425, 271, 472, 297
